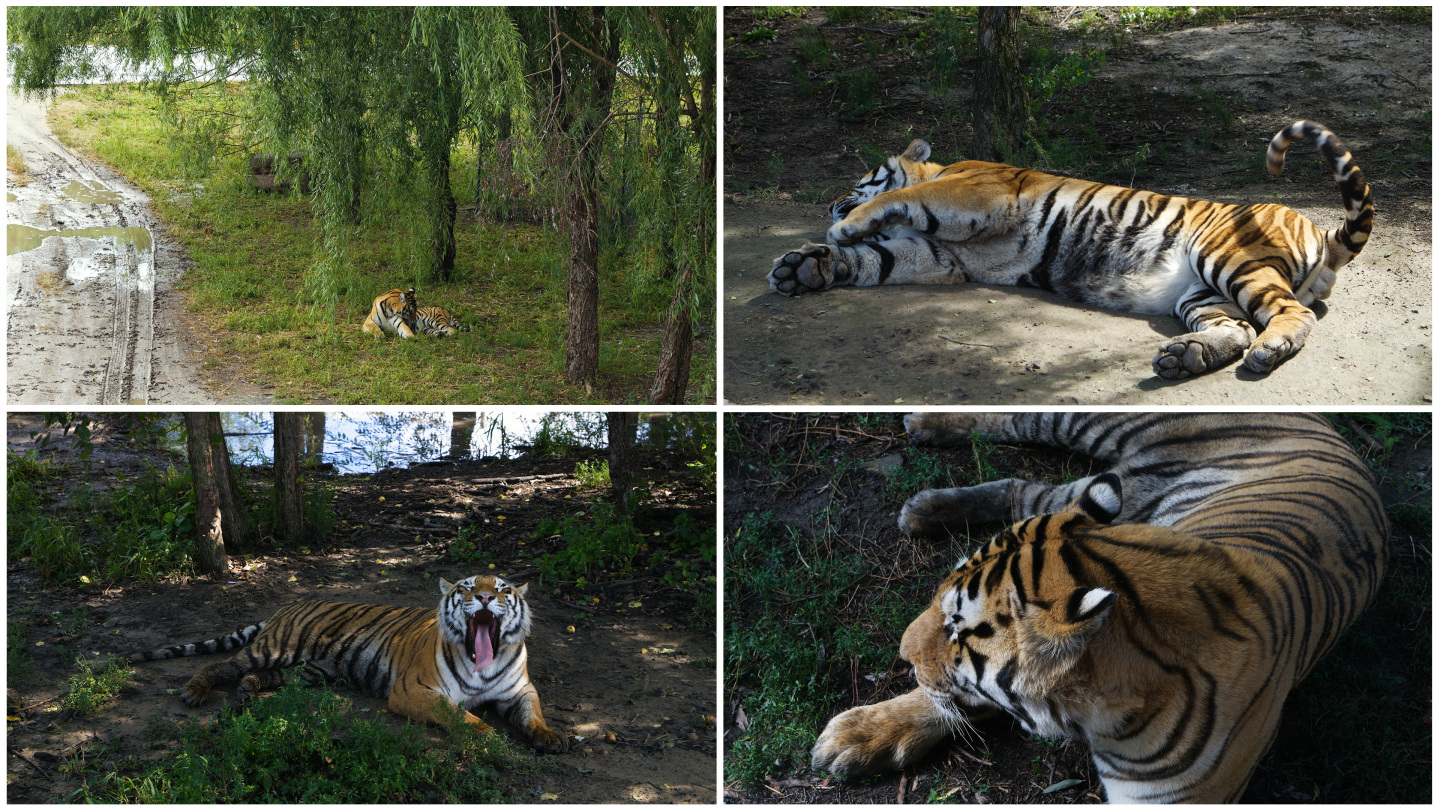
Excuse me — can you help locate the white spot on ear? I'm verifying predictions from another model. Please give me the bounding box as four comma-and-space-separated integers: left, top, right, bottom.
1078, 588, 1116, 621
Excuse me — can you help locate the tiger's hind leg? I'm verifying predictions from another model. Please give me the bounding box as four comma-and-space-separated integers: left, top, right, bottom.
1153, 286, 1257, 380
899, 477, 1101, 535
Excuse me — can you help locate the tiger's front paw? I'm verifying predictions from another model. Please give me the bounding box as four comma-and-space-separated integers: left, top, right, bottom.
1241, 335, 1298, 375
528, 725, 571, 754
812, 694, 950, 778
769, 243, 835, 296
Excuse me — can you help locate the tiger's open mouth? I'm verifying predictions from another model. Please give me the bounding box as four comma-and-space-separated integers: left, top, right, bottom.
466, 610, 500, 673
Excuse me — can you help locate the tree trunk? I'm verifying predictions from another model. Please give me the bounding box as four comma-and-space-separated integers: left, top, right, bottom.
273, 413, 306, 545
450, 412, 477, 458
608, 412, 637, 514
561, 8, 620, 390
183, 413, 255, 573
649, 266, 694, 404
973, 7, 1034, 164
564, 178, 602, 388
303, 412, 326, 471
428, 147, 458, 279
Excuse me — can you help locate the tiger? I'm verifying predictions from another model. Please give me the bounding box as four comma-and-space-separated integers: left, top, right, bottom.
768, 121, 1373, 380
414, 305, 470, 337
129, 575, 568, 753
812, 412, 1387, 802
361, 287, 419, 338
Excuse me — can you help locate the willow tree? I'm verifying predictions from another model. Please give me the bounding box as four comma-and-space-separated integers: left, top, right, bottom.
7, 6, 524, 298
617, 8, 716, 403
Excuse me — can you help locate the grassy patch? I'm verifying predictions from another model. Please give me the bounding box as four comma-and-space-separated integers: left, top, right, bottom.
8, 143, 31, 185
61, 655, 133, 717
45, 83, 709, 404
8, 451, 197, 587
66, 674, 528, 802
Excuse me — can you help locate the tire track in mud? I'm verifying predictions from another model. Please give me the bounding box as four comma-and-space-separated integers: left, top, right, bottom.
6, 89, 268, 405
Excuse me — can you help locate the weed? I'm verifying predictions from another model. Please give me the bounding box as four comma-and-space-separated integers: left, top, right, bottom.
840, 69, 881, 119
8, 143, 31, 185
574, 458, 611, 489
795, 29, 832, 68
62, 655, 133, 717
882, 448, 951, 503
67, 674, 526, 802
742, 26, 779, 44
753, 7, 803, 21
535, 503, 645, 584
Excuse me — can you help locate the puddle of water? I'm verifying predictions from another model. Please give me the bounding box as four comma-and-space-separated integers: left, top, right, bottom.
6, 223, 153, 256
149, 412, 708, 475
61, 179, 125, 205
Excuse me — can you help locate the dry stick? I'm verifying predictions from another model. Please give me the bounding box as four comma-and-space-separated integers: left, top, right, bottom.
8, 748, 55, 782
938, 334, 1006, 351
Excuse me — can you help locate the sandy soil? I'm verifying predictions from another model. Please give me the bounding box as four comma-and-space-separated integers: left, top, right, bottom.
6, 416, 717, 803
722, 11, 1431, 405
6, 90, 272, 405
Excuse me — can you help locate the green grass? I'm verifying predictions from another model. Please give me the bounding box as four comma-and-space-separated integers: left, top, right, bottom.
45, 83, 710, 404
8, 452, 197, 587
61, 655, 133, 717
573, 458, 611, 488
66, 674, 529, 802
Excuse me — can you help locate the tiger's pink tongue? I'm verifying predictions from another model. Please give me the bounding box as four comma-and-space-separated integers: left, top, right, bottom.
473, 620, 494, 673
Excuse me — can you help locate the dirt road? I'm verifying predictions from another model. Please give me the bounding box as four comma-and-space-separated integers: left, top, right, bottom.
6, 89, 268, 405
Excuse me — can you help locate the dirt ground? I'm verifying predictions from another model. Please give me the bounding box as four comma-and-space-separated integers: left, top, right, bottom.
723, 9, 1431, 405
722, 412, 1432, 804
5, 415, 717, 803
6, 91, 274, 406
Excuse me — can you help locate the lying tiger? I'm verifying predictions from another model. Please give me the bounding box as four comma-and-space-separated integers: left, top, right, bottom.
362, 288, 469, 338
130, 575, 567, 752
812, 412, 1388, 802
769, 122, 1372, 380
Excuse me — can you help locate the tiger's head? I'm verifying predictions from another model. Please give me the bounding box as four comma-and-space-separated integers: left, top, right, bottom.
829, 139, 946, 222
401, 287, 419, 318
899, 475, 1129, 738
439, 575, 532, 674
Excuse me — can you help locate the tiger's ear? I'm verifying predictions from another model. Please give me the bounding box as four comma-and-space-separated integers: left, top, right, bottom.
902, 139, 932, 163
1075, 473, 1122, 524
512, 581, 529, 597
439, 577, 454, 594
1013, 585, 1117, 691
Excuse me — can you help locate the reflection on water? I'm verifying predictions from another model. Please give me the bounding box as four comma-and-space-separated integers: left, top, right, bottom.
61, 179, 126, 205
6, 222, 153, 257
156, 412, 710, 475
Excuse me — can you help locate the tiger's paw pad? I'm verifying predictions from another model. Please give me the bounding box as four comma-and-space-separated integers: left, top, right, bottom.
1152, 338, 1221, 380
768, 243, 834, 296
902, 413, 979, 447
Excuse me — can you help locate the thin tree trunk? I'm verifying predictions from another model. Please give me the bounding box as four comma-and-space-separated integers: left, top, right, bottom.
974, 7, 1034, 164
303, 412, 326, 471
184, 413, 254, 574
562, 8, 620, 390
608, 412, 637, 514
450, 412, 477, 458
273, 413, 306, 544
649, 266, 693, 404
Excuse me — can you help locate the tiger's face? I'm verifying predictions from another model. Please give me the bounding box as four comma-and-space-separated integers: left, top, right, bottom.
899, 489, 1123, 737
440, 575, 531, 674
829, 139, 944, 222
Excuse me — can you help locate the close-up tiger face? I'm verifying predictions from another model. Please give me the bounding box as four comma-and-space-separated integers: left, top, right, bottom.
768, 121, 1372, 381
440, 575, 531, 674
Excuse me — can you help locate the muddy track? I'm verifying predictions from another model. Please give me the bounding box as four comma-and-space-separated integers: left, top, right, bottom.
6, 89, 265, 405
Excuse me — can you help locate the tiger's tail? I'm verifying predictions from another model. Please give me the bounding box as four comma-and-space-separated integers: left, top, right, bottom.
1265, 120, 1373, 265
129, 622, 267, 662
